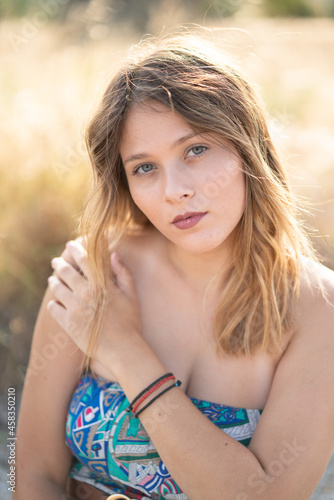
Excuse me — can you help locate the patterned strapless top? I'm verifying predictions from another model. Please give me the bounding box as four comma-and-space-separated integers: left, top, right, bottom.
65, 372, 263, 500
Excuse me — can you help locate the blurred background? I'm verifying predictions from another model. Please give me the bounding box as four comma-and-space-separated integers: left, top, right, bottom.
0, 1, 334, 498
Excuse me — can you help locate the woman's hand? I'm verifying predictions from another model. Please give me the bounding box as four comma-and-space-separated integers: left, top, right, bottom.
46, 239, 142, 367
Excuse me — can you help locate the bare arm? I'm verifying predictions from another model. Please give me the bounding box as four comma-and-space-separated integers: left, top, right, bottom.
14, 250, 85, 499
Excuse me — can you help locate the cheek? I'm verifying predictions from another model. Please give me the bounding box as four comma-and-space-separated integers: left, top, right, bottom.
200, 150, 243, 195
228, 172, 246, 214
201, 166, 245, 212
235, 173, 246, 212
127, 182, 142, 205
128, 185, 158, 219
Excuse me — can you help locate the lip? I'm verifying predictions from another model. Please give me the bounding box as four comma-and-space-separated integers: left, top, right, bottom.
172, 212, 207, 230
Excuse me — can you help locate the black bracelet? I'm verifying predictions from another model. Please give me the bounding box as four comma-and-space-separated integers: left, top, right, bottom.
126, 372, 174, 412
134, 380, 182, 418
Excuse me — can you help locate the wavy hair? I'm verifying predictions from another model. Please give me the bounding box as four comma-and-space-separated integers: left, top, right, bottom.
79, 33, 319, 370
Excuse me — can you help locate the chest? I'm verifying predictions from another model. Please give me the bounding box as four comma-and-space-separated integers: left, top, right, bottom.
141, 323, 274, 408
92, 242, 286, 410
134, 266, 283, 409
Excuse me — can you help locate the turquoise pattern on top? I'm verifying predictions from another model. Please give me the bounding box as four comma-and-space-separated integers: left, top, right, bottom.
65, 372, 263, 499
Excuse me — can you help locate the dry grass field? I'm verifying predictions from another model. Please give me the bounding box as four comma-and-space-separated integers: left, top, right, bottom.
0, 14, 333, 499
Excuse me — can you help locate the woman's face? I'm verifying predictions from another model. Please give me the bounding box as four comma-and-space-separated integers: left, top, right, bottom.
120, 102, 246, 255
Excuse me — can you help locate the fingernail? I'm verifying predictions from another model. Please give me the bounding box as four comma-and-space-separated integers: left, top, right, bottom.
51, 258, 58, 268
66, 240, 74, 249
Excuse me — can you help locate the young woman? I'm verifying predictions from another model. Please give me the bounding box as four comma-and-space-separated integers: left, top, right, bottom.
15, 34, 334, 500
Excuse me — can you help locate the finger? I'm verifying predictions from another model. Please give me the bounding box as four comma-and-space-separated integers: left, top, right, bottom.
47, 275, 74, 309
51, 257, 87, 291
66, 240, 88, 276
47, 299, 67, 331
47, 300, 83, 344
111, 252, 135, 296
60, 244, 81, 272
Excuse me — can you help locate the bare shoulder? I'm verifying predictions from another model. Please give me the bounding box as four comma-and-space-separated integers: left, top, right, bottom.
112, 223, 165, 272
294, 257, 334, 335
300, 256, 334, 293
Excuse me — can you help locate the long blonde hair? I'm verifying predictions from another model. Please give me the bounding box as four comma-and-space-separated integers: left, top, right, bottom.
79, 33, 319, 370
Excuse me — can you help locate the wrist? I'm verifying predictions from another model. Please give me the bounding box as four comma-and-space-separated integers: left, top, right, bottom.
100, 335, 169, 403
99, 332, 149, 373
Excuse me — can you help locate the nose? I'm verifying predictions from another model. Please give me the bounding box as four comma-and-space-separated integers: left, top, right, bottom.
162, 165, 195, 203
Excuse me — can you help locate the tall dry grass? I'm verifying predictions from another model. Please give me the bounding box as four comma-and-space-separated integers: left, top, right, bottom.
1, 17, 334, 389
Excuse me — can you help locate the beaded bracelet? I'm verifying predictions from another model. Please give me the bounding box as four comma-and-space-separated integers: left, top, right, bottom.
134, 380, 182, 418
131, 375, 176, 414
126, 372, 173, 413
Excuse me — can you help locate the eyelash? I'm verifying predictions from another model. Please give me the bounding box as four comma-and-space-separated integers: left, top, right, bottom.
132, 145, 208, 176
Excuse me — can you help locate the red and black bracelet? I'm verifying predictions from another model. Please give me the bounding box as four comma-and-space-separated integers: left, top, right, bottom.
131, 374, 176, 414
126, 372, 174, 413
134, 380, 182, 418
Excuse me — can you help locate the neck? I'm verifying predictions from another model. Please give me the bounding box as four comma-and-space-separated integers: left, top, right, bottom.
165, 240, 234, 297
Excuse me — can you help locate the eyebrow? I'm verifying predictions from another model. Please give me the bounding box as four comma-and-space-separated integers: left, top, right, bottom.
122, 131, 200, 166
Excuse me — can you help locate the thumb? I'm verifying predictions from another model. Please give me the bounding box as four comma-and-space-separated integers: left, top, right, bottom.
111, 252, 134, 294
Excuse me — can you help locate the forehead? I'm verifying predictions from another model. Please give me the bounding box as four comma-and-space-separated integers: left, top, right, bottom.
119, 102, 194, 157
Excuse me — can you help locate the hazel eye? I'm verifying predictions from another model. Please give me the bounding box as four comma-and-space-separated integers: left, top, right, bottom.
187, 145, 207, 157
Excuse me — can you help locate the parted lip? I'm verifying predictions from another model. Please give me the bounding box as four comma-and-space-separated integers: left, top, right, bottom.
172, 211, 207, 223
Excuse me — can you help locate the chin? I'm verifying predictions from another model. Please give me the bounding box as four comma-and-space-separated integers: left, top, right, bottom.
172, 237, 225, 255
